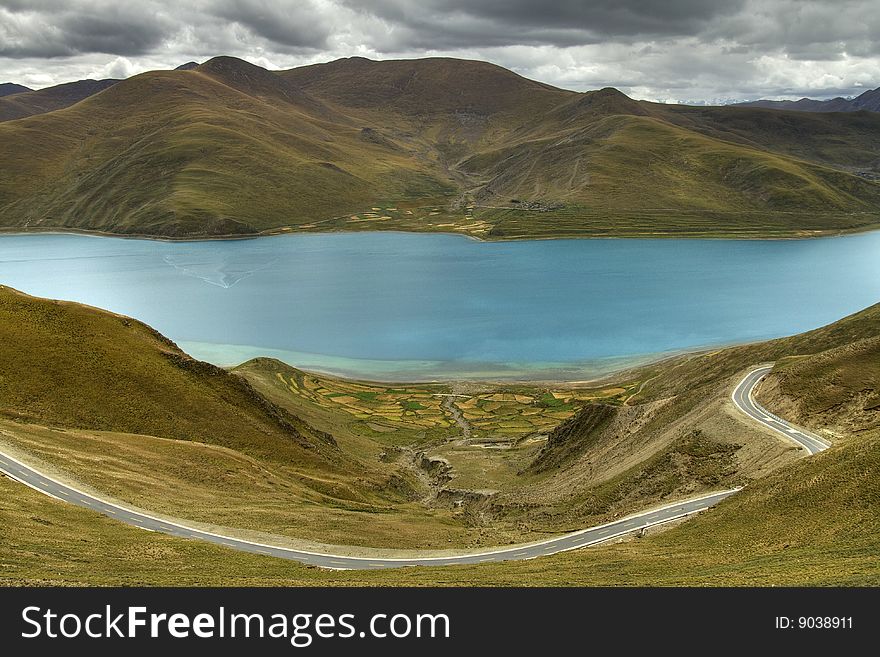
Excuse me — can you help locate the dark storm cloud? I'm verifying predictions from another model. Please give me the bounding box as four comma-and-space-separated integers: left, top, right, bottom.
346, 0, 747, 49
0, 0, 330, 59
704, 0, 880, 58
0, 1, 172, 57
210, 0, 332, 50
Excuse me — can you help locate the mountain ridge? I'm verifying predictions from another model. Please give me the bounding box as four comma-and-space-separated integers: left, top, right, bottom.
1, 55, 879, 239
736, 85, 880, 113
0, 78, 120, 122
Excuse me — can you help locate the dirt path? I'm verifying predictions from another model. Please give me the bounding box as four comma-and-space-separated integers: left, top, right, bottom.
440, 395, 472, 440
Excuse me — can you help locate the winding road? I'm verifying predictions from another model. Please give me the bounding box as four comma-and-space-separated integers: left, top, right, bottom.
731, 365, 830, 455
0, 363, 825, 569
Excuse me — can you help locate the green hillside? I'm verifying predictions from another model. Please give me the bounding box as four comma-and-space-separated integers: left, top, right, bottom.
756, 336, 880, 438
0, 60, 453, 238
0, 286, 339, 465
462, 114, 880, 211
2, 299, 878, 585
0, 56, 878, 239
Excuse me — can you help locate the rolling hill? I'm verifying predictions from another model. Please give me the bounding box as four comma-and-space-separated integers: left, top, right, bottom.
0, 56, 879, 239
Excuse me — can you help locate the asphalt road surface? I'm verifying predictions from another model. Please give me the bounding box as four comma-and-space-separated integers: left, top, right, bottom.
0, 450, 736, 569
0, 363, 823, 569
731, 365, 830, 455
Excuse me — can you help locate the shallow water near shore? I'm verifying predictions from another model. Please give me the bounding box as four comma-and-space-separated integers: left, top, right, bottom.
1, 230, 878, 381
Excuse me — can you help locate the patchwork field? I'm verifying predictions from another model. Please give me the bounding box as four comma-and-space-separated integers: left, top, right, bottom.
235, 358, 639, 447
295, 200, 495, 239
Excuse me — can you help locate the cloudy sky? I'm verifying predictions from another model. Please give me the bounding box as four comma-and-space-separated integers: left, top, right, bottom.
2, 0, 879, 103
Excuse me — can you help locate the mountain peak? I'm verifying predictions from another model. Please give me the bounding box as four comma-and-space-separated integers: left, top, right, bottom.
198, 55, 264, 73
196, 56, 286, 91
0, 82, 32, 97
195, 56, 330, 116
545, 86, 647, 123
281, 55, 571, 115
175, 61, 200, 71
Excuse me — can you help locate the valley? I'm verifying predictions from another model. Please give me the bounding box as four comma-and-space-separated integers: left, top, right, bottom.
1, 52, 878, 590
1, 285, 878, 584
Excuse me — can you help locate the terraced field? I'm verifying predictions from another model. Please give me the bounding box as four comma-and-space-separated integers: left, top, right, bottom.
274, 368, 450, 431
298, 201, 494, 238
456, 387, 630, 441
243, 358, 639, 444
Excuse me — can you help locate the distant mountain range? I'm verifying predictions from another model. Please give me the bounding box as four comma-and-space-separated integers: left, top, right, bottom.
0, 62, 202, 120
1, 56, 879, 239
0, 82, 32, 97
736, 86, 880, 112
0, 78, 120, 122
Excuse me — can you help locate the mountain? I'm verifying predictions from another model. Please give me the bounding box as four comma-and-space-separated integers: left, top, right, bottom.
0, 57, 453, 237
281, 56, 570, 116
1, 56, 879, 239
0, 78, 119, 122
174, 61, 200, 71
736, 86, 880, 113
0, 82, 31, 97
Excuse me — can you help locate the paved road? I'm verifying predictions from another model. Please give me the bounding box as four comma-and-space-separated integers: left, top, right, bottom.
0, 449, 736, 569
0, 363, 823, 569
731, 365, 830, 455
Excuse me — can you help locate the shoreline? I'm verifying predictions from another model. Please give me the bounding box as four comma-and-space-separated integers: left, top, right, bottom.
216, 343, 732, 388
2, 228, 876, 387
2, 220, 879, 244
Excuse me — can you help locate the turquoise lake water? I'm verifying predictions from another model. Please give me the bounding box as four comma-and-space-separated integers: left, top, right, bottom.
1, 231, 878, 380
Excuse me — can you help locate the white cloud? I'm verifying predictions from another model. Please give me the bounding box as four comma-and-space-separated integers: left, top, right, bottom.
89, 55, 139, 80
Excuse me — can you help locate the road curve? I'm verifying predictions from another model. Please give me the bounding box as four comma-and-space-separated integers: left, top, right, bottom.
731, 365, 830, 455
0, 363, 822, 570
0, 449, 736, 570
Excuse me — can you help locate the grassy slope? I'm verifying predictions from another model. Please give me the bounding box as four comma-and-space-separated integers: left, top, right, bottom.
0, 83, 32, 97
0, 59, 453, 238
1, 297, 878, 584
0, 286, 335, 462
756, 336, 880, 439
3, 412, 877, 586
0, 286, 537, 549
1, 56, 879, 239
660, 104, 880, 171
464, 114, 880, 213
483, 303, 880, 533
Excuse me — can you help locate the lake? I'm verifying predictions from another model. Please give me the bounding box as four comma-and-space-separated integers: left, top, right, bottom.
1, 231, 878, 380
